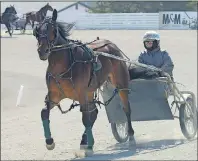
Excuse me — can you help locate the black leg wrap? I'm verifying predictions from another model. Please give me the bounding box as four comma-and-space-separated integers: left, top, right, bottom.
125, 102, 134, 136
80, 103, 98, 148
41, 107, 50, 120
41, 106, 52, 140
46, 138, 54, 145
80, 132, 88, 146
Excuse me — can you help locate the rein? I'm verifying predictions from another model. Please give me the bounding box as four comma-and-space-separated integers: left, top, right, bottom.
50, 39, 98, 52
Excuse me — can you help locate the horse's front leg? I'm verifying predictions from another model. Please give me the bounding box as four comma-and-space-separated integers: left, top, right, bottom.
80, 102, 98, 152
80, 103, 98, 150
31, 21, 35, 29
80, 130, 87, 149
41, 95, 56, 150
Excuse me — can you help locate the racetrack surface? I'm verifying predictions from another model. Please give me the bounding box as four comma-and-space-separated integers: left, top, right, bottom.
1, 30, 197, 160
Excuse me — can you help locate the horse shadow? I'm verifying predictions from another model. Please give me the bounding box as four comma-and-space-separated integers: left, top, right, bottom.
71, 138, 196, 160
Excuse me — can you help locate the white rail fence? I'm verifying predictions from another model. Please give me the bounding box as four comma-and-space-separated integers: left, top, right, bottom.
1, 11, 197, 30
75, 13, 159, 30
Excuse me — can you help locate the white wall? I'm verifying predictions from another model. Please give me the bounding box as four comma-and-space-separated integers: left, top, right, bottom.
73, 12, 197, 30
76, 13, 159, 30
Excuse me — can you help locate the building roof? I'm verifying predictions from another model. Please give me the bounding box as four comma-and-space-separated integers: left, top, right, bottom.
57, 2, 94, 13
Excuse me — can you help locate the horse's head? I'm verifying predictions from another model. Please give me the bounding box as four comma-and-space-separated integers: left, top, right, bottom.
33, 9, 57, 60
9, 5, 17, 14
44, 3, 53, 12
33, 9, 74, 61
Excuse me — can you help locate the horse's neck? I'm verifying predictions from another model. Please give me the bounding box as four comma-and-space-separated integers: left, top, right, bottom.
56, 33, 69, 46
39, 7, 48, 15
48, 48, 70, 72
48, 35, 71, 70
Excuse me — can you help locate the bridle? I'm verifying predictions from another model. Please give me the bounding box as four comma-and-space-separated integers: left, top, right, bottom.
34, 19, 60, 54
34, 19, 98, 55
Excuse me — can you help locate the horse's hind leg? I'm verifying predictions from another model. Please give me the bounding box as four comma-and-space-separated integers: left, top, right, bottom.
79, 91, 98, 153
80, 107, 97, 149
118, 90, 135, 143
23, 17, 30, 33
5, 23, 12, 36
109, 62, 135, 144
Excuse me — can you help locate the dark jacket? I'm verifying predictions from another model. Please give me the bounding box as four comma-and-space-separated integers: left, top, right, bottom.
138, 48, 174, 76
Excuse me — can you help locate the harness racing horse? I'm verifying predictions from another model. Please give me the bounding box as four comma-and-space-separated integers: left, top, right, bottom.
23, 3, 53, 33
0, 5, 18, 36
33, 9, 135, 155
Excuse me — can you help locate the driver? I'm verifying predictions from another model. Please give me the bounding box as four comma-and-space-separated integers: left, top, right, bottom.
129, 31, 174, 79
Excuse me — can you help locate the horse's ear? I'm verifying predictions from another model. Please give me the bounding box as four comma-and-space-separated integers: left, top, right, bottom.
52, 9, 57, 21
47, 2, 49, 5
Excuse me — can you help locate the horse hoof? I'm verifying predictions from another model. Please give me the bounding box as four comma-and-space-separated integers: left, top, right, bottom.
74, 149, 94, 158
85, 149, 94, 157
45, 138, 55, 150
46, 142, 55, 150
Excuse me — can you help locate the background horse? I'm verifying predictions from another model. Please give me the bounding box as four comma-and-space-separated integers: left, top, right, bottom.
33, 9, 135, 156
0, 5, 18, 36
23, 3, 53, 32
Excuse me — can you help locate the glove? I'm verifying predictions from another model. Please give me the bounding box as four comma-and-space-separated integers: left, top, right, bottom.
158, 71, 166, 77
144, 70, 160, 79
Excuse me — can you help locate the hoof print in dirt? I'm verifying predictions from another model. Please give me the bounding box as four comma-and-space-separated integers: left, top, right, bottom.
74, 149, 94, 158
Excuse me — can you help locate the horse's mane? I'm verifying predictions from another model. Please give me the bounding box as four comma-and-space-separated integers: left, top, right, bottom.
39, 4, 48, 11
56, 21, 76, 38
41, 17, 76, 41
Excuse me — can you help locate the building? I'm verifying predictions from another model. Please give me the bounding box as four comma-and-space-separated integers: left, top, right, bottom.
57, 2, 94, 23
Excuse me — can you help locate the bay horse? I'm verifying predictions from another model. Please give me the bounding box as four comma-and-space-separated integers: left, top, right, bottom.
23, 3, 53, 33
33, 9, 135, 155
0, 5, 18, 36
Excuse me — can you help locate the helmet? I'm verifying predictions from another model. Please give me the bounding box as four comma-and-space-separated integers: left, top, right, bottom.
143, 31, 160, 51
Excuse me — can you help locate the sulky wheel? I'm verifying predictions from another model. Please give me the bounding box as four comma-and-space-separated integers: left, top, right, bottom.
111, 122, 129, 143
179, 95, 197, 140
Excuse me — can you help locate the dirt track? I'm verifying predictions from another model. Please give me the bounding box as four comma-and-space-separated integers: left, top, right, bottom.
1, 30, 197, 160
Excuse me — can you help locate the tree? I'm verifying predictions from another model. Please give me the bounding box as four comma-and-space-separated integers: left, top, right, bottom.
186, 0, 197, 11
88, 1, 197, 13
